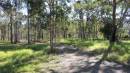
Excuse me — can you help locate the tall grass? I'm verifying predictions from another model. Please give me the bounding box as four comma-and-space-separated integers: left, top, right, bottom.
0, 44, 57, 73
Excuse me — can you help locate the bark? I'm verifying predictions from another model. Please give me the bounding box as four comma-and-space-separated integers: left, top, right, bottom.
78, 9, 84, 39
27, 1, 31, 44
101, 0, 117, 61
10, 10, 13, 44
14, 22, 18, 44
8, 23, 10, 41
49, 0, 55, 53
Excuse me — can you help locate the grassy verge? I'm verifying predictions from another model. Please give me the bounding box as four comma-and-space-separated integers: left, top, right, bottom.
0, 44, 58, 73
1, 39, 130, 73
58, 38, 130, 64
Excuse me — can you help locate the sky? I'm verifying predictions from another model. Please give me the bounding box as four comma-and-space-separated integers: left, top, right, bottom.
17, 0, 130, 26
1, 0, 130, 22
20, 2, 27, 15
20, 0, 76, 15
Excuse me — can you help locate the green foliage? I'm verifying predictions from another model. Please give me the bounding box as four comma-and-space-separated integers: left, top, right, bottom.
0, 44, 49, 52
59, 38, 130, 63
74, 1, 83, 9
0, 39, 130, 73
58, 38, 108, 50
0, 44, 57, 73
100, 18, 113, 40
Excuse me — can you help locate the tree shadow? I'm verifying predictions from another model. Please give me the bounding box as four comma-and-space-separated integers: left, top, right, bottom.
53, 41, 95, 54
55, 41, 130, 73
73, 60, 130, 73
75, 48, 105, 57
73, 61, 102, 73
1, 40, 130, 73
66, 40, 130, 73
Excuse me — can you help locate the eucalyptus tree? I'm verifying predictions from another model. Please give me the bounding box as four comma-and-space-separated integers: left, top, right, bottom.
55, 0, 72, 38
74, 0, 101, 39
13, 0, 23, 44
99, 0, 129, 60
0, 0, 14, 43
0, 16, 9, 40
45, 0, 55, 52
83, 0, 100, 39
26, 0, 31, 44
28, 0, 44, 42
74, 1, 85, 39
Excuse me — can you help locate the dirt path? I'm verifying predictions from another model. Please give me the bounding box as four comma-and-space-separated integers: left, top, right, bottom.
54, 53, 100, 73
38, 45, 130, 73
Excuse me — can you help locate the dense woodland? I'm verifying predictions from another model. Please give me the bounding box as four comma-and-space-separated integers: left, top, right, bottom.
0, 0, 130, 73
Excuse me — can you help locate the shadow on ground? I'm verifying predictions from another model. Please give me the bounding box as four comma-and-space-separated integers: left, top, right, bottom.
73, 61, 130, 73
49, 42, 130, 73
1, 41, 130, 73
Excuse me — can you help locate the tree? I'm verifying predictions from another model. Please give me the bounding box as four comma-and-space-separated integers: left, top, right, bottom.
47, 0, 55, 52
74, 1, 85, 39
0, 0, 14, 43
101, 0, 128, 61
26, 0, 31, 44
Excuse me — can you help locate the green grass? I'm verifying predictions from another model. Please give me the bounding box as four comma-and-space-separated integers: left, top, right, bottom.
0, 44, 49, 51
1, 39, 130, 73
58, 38, 130, 63
107, 41, 130, 63
0, 44, 58, 73
58, 38, 108, 51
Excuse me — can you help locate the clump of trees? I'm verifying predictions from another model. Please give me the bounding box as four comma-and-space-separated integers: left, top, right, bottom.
0, 0, 130, 58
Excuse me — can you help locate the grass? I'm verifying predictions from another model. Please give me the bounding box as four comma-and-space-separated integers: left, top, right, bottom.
107, 41, 130, 63
58, 38, 130, 64
1, 39, 130, 73
0, 44, 49, 51
58, 38, 108, 51
0, 44, 58, 73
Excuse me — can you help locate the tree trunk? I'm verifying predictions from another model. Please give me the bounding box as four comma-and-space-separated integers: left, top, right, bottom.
49, 0, 55, 53
27, 1, 31, 44
10, 12, 13, 44
14, 22, 18, 44
101, 0, 117, 61
49, 15, 54, 52
8, 23, 10, 41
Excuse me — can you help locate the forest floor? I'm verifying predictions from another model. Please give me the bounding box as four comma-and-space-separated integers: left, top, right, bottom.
39, 45, 130, 73
0, 40, 130, 73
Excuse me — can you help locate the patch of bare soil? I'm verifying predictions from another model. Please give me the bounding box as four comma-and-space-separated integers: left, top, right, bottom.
38, 45, 130, 73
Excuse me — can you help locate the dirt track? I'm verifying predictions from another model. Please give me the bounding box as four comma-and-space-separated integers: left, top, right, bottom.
39, 45, 130, 73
